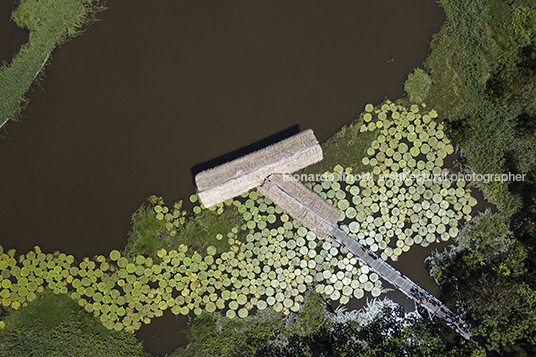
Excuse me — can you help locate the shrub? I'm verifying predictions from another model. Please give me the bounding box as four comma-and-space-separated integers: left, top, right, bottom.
404, 68, 432, 104
124, 197, 245, 260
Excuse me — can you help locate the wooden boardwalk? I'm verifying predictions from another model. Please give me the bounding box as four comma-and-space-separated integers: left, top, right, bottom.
330, 226, 472, 340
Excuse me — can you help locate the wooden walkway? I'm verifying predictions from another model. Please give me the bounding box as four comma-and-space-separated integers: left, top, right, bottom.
330, 226, 472, 340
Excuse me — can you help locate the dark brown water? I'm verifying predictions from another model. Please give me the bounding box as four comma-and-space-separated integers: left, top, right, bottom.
0, 0, 445, 354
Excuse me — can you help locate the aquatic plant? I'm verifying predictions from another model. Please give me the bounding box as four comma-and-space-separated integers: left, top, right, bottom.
317, 101, 478, 263
0, 101, 479, 334
151, 196, 187, 236
0, 194, 382, 332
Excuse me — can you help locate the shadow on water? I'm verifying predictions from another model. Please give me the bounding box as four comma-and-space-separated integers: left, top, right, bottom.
0, 0, 445, 354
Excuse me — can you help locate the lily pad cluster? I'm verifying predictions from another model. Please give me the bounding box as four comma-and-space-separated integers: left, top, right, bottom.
188, 189, 385, 313
0, 188, 383, 332
150, 195, 188, 236
0, 246, 51, 310
0, 100, 479, 333
312, 101, 478, 261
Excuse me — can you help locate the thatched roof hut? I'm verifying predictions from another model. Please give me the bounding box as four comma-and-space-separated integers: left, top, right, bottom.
258, 173, 340, 238
195, 129, 322, 208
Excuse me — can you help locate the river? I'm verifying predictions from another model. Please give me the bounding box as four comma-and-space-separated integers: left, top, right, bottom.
0, 0, 445, 354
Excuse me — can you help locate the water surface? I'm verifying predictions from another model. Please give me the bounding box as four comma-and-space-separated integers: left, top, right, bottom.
0, 1, 445, 354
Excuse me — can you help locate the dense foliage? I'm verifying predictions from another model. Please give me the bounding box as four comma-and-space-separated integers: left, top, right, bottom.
0, 290, 147, 357
0, 0, 105, 128
168, 291, 329, 356
423, 0, 536, 218
427, 211, 536, 353
417, 1, 536, 354
404, 68, 432, 104
170, 292, 455, 357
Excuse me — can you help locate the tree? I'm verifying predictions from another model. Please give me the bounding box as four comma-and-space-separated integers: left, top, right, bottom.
426, 211, 536, 352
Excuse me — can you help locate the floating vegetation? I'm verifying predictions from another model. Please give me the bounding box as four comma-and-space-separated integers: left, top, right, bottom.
330, 100, 478, 261
0, 190, 382, 332
0, 100, 478, 334
149, 195, 187, 236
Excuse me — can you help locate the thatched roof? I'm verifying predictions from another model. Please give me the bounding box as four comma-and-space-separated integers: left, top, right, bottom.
195, 129, 322, 208
258, 173, 340, 238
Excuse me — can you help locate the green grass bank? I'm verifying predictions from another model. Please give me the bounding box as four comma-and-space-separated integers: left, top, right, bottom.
0, 0, 105, 129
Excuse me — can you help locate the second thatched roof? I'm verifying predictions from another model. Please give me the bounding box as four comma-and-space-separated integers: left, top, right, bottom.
258, 173, 340, 238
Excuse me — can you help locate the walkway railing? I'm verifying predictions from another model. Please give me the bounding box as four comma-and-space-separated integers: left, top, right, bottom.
330, 226, 472, 340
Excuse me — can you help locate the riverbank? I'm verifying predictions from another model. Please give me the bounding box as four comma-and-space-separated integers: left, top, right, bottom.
424, 3, 536, 351
0, 0, 105, 129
